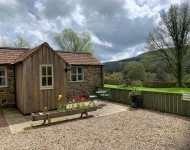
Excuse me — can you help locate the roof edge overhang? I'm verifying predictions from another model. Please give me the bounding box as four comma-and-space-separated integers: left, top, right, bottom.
0, 63, 15, 65
69, 64, 104, 66
14, 42, 68, 64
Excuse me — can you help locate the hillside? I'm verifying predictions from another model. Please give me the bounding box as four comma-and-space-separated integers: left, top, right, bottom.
103, 51, 162, 74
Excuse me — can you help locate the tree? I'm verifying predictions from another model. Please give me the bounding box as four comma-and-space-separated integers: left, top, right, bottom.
123, 61, 145, 81
0, 36, 31, 48
147, 3, 190, 87
54, 28, 93, 53
13, 36, 31, 48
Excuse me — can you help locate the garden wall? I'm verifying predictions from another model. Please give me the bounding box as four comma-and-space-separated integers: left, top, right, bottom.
106, 88, 190, 117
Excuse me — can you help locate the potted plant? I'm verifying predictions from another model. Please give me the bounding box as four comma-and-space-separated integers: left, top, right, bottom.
129, 88, 141, 108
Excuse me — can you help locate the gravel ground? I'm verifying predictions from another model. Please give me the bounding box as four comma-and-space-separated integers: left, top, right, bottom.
0, 108, 190, 150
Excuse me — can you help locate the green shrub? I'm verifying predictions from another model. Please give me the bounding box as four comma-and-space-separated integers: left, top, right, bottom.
131, 80, 142, 87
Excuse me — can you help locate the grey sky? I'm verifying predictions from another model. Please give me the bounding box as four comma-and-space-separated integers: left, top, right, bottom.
0, 0, 189, 62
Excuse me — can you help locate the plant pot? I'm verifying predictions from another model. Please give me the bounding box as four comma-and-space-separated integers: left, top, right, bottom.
49, 111, 69, 118
131, 101, 138, 108
32, 112, 48, 121
131, 96, 140, 108
68, 108, 86, 115
31, 106, 98, 122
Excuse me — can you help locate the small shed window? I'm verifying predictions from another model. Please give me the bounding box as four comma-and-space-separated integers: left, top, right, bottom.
0, 67, 7, 88
40, 65, 53, 90
70, 67, 84, 82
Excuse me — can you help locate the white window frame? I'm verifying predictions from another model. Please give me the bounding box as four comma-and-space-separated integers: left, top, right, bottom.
70, 66, 84, 82
0, 66, 7, 88
40, 64, 54, 90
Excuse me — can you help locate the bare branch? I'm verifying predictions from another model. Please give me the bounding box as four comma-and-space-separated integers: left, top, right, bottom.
146, 3, 190, 87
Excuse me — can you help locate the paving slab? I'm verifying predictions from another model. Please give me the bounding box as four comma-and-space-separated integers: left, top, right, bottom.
3, 100, 128, 133
3, 108, 33, 133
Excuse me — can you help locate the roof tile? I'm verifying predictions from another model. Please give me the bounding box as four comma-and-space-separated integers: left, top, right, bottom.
0, 44, 102, 65
0, 48, 26, 64
58, 52, 102, 65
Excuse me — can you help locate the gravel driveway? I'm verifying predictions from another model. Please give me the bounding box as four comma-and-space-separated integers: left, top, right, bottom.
0, 105, 190, 150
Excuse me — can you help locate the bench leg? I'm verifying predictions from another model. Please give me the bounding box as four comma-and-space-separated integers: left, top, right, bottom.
80, 112, 84, 118
43, 119, 46, 124
43, 116, 51, 124
80, 111, 88, 118
87, 100, 96, 106
48, 116, 51, 124
85, 112, 88, 118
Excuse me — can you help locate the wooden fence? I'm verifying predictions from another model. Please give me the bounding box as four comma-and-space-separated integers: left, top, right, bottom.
106, 88, 190, 117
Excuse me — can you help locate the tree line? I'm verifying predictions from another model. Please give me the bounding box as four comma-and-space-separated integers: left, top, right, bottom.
0, 29, 93, 54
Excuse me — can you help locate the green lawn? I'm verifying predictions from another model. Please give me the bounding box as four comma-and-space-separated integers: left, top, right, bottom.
104, 84, 190, 94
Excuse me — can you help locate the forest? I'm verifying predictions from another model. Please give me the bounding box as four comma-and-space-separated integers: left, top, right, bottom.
103, 50, 190, 82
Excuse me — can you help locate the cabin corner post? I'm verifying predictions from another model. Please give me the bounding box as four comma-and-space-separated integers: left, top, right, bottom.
13, 64, 17, 109
63, 62, 67, 102
101, 65, 104, 88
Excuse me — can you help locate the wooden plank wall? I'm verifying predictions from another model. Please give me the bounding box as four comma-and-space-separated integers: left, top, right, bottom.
18, 44, 65, 114
107, 88, 190, 117
15, 63, 23, 112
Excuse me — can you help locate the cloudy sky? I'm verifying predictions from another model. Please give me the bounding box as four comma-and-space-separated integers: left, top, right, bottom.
0, 0, 189, 62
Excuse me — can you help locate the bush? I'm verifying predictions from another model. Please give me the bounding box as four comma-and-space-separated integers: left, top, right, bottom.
123, 61, 145, 81
131, 80, 143, 87
142, 81, 176, 88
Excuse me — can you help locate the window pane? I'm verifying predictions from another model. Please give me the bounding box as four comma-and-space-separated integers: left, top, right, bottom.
78, 75, 83, 81
78, 68, 83, 73
47, 67, 52, 75
71, 67, 76, 74
48, 77, 52, 86
71, 75, 77, 81
0, 77, 5, 85
42, 67, 46, 75
0, 69, 5, 76
42, 77, 47, 86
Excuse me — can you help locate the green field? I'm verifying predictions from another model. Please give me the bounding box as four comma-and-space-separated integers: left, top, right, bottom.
104, 84, 190, 94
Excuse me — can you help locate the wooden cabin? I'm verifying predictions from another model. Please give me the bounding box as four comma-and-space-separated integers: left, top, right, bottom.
0, 42, 103, 114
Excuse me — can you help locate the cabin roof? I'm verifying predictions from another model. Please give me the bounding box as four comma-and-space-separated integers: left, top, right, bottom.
0, 42, 102, 65
58, 51, 102, 65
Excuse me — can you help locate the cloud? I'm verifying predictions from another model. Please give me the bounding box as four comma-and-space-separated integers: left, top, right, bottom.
90, 33, 113, 48
41, 0, 77, 19
0, 0, 189, 62
124, 0, 154, 19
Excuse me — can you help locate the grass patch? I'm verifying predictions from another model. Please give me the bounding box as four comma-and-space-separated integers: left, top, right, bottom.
104, 84, 190, 94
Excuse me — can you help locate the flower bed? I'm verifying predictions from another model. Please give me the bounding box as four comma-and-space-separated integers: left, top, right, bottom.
31, 94, 98, 124
31, 106, 97, 123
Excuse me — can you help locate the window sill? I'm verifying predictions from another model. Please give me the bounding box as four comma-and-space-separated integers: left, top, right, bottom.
0, 85, 8, 88
40, 87, 54, 90
70, 80, 84, 82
